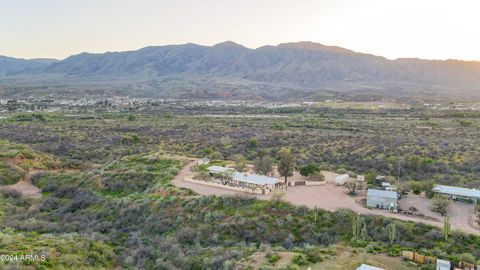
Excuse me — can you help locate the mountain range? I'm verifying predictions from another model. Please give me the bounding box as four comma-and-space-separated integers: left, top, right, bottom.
1, 41, 480, 101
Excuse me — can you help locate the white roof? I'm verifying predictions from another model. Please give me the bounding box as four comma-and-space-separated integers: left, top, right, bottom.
367, 189, 397, 199
357, 264, 384, 270
436, 259, 451, 267
208, 166, 234, 173
207, 166, 280, 185
433, 185, 480, 199
233, 172, 280, 185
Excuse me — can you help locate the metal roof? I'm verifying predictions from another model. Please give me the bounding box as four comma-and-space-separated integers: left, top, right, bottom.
436, 259, 451, 268
433, 185, 480, 199
232, 172, 280, 185
357, 264, 385, 270
207, 166, 280, 185
207, 166, 234, 173
367, 189, 398, 199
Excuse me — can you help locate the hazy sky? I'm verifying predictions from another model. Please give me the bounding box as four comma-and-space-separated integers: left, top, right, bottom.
1, 0, 480, 60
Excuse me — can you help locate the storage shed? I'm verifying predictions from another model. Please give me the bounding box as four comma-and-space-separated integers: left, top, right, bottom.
197, 157, 210, 165
433, 185, 480, 203
356, 264, 384, 270
367, 189, 398, 210
436, 259, 451, 270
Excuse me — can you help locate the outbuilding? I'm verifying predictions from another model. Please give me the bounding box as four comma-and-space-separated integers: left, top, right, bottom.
367, 189, 398, 211
207, 165, 234, 175
436, 259, 451, 270
433, 185, 480, 203
356, 264, 384, 270
197, 157, 210, 165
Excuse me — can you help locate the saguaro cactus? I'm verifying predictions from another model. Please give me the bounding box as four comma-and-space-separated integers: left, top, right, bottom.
388, 223, 396, 245
352, 214, 359, 238
444, 216, 451, 241
361, 221, 368, 241
352, 214, 366, 240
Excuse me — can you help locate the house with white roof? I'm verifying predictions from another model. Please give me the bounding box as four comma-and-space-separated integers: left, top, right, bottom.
207, 166, 283, 194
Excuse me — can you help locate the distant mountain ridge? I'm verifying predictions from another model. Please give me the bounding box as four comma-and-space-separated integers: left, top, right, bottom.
1, 41, 480, 100
0, 56, 57, 77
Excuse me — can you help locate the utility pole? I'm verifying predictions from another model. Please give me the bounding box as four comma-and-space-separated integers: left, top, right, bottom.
397, 158, 402, 188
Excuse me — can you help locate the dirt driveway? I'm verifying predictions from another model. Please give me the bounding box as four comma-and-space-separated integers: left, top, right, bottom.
399, 193, 476, 233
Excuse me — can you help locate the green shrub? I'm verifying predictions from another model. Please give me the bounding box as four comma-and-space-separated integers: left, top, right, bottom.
305, 249, 323, 263
266, 253, 280, 264
291, 254, 309, 266
0, 161, 25, 185
299, 164, 320, 177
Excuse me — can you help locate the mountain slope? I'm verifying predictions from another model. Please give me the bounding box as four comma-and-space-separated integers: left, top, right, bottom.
1, 41, 480, 100
0, 56, 57, 76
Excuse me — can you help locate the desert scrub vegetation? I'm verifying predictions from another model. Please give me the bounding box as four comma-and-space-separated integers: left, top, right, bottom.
3, 172, 480, 270
0, 140, 60, 185
32, 153, 187, 197
0, 109, 480, 268
0, 109, 478, 187
0, 139, 59, 171
0, 161, 25, 185
0, 228, 115, 269
92, 154, 185, 196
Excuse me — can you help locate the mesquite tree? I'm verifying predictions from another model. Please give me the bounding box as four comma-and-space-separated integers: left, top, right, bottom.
278, 148, 294, 184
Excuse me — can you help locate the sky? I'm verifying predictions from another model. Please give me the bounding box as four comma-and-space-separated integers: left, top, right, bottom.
1, 0, 480, 61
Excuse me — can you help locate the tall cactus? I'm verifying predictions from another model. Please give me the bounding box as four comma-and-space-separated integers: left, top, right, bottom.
312, 206, 319, 224
352, 213, 366, 240
388, 223, 396, 245
444, 216, 451, 241
352, 214, 361, 239
361, 221, 368, 241
352, 213, 358, 238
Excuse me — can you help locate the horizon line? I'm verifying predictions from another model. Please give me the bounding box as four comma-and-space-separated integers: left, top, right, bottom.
2, 40, 480, 63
